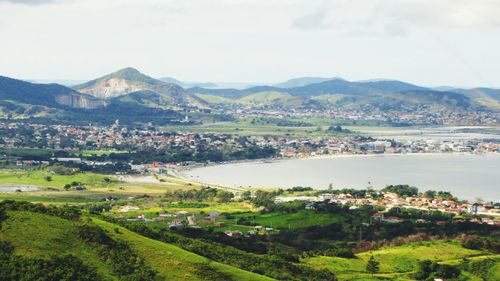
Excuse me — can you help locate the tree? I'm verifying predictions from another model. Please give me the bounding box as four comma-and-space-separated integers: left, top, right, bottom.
241, 191, 252, 201
366, 255, 380, 275
217, 191, 234, 203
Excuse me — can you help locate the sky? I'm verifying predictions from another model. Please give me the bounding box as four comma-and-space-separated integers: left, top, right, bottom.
0, 0, 499, 87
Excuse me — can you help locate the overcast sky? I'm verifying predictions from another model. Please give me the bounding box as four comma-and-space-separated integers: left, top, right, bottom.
0, 0, 499, 87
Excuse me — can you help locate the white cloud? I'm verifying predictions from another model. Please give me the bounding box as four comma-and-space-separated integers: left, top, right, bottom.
290, 0, 500, 35
292, 6, 331, 30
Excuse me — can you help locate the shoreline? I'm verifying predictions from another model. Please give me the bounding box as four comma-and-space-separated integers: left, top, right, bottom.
175, 151, 499, 191
179, 151, 497, 172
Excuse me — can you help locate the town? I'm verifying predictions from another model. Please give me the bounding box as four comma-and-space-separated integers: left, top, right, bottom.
1, 122, 499, 169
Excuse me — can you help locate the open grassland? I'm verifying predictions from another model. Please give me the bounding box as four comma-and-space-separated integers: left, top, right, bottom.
0, 182, 195, 205
0, 211, 117, 280
92, 218, 275, 281
0, 169, 115, 189
162, 118, 394, 137
232, 209, 344, 229
0, 191, 116, 204
162, 120, 329, 137
0, 171, 204, 204
110, 201, 255, 218
303, 241, 497, 281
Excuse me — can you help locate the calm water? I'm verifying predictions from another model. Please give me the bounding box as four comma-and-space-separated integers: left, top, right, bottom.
186, 154, 500, 201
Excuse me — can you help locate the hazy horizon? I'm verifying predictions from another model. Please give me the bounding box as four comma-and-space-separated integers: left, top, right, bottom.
1, 0, 500, 88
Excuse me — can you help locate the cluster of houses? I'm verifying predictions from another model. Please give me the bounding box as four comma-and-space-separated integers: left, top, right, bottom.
2, 123, 499, 166
118, 205, 274, 236
276, 192, 500, 225
223, 99, 499, 126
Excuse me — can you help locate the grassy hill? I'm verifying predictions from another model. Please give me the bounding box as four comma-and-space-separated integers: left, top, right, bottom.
0, 75, 106, 118
92, 218, 274, 281
237, 91, 294, 104
0, 211, 117, 280
195, 93, 239, 104
0, 208, 274, 281
303, 241, 499, 281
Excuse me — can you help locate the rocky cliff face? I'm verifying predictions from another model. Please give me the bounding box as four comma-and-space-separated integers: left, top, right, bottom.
76, 77, 149, 99
55, 94, 107, 109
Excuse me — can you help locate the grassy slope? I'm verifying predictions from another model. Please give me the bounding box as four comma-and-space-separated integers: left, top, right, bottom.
0, 210, 273, 281
303, 241, 497, 281
195, 94, 239, 104
311, 94, 344, 104
237, 91, 293, 104
0, 170, 114, 189
0, 211, 117, 280
233, 209, 344, 229
92, 218, 275, 281
196, 91, 294, 105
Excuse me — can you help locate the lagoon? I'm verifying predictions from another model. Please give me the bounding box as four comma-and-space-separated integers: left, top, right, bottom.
186, 154, 500, 201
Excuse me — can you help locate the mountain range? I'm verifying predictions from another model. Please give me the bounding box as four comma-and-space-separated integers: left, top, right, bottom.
0, 67, 499, 123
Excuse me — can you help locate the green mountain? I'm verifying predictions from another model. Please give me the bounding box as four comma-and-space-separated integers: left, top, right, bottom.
0, 75, 105, 109
452, 87, 500, 110
191, 79, 493, 111
0, 75, 106, 117
0, 73, 186, 124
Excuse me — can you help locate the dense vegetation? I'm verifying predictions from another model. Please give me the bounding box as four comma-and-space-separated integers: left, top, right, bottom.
101, 216, 337, 281
0, 201, 158, 281
0, 241, 101, 281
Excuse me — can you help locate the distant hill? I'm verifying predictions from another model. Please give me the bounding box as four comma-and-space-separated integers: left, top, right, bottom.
453, 87, 500, 101
287, 79, 426, 97
449, 87, 500, 110
192, 78, 484, 111
0, 75, 105, 117
73, 67, 206, 108
2, 68, 498, 122
0, 73, 188, 124
189, 79, 427, 97
159, 77, 218, 88
74, 67, 181, 99
274, 77, 335, 88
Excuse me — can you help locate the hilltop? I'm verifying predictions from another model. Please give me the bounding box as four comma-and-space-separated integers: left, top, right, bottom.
73, 67, 206, 108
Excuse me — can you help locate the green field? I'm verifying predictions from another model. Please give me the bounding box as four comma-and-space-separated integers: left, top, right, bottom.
304, 241, 498, 281
231, 209, 344, 229
110, 201, 254, 218
161, 117, 396, 137
0, 170, 115, 189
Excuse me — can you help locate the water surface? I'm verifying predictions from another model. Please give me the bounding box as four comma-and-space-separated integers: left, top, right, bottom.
186, 154, 500, 201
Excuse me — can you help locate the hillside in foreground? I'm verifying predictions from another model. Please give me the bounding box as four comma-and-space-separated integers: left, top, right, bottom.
0, 205, 273, 281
